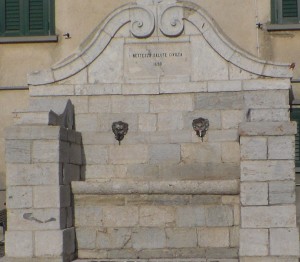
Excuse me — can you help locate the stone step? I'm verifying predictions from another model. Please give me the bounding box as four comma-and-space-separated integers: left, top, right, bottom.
73, 259, 238, 262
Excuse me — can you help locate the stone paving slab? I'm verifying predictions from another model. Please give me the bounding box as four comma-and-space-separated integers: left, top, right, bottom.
74, 260, 238, 262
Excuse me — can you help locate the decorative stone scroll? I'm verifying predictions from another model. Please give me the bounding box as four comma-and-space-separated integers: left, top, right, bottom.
130, 7, 155, 38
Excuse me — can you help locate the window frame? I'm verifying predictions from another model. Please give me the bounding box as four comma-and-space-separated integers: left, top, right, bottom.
271, 0, 300, 24
0, 0, 55, 38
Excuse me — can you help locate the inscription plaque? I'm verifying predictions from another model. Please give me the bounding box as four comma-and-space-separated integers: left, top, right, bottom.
124, 42, 191, 80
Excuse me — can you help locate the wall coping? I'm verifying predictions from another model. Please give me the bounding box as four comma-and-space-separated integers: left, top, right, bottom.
71, 180, 240, 195
27, 0, 293, 86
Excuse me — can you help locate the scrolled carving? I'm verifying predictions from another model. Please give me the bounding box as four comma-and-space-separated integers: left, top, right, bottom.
159, 5, 184, 37
130, 7, 155, 38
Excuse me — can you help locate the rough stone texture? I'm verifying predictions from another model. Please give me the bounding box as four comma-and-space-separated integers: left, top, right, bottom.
240, 182, 268, 206
239, 229, 268, 256
269, 181, 296, 204
268, 136, 295, 160
240, 137, 267, 160
269, 228, 300, 256
4, 1, 298, 261
241, 206, 296, 228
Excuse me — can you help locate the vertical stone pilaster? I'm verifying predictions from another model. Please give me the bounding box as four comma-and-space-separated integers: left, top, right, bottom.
239, 122, 299, 261
4, 126, 82, 262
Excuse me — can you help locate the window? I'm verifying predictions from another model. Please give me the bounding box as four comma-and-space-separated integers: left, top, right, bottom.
271, 0, 300, 24
290, 108, 300, 168
0, 0, 55, 37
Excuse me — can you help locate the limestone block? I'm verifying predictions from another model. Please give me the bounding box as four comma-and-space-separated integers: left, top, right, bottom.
63, 164, 81, 184
57, 68, 88, 85
84, 164, 127, 180
112, 96, 150, 114
160, 82, 207, 93
35, 228, 75, 256
74, 206, 103, 227
243, 79, 290, 91
206, 130, 239, 142
198, 227, 230, 247
139, 206, 175, 227
107, 249, 138, 259
239, 122, 297, 136
150, 94, 194, 113
6, 163, 62, 186
28, 69, 55, 86
13, 112, 49, 126
6, 186, 32, 209
233, 204, 240, 226
81, 132, 115, 145
221, 142, 240, 163
230, 226, 240, 247
5, 231, 33, 257
248, 109, 289, 122
268, 136, 295, 160
181, 143, 221, 163
206, 205, 234, 226
33, 186, 70, 208
75, 84, 122, 95
88, 38, 124, 84
109, 145, 148, 164
102, 206, 139, 227
222, 195, 240, 205
269, 181, 296, 204
149, 144, 180, 164
29, 84, 75, 96
122, 83, 159, 95
241, 182, 268, 206
229, 63, 257, 80
88, 96, 112, 113
74, 113, 99, 132
190, 195, 222, 205
183, 110, 222, 130
83, 145, 108, 165
97, 113, 139, 133
240, 258, 298, 262
96, 228, 132, 249
75, 195, 125, 207
222, 110, 244, 129
138, 114, 157, 132
195, 92, 244, 110
239, 228, 268, 256
176, 206, 206, 227
8, 208, 67, 230
208, 81, 242, 92
157, 112, 184, 131
132, 228, 166, 250
240, 137, 267, 160
241, 206, 296, 228
126, 194, 189, 206
166, 228, 197, 248
77, 249, 108, 259
270, 228, 299, 256
229, 52, 264, 76
5, 126, 66, 141
32, 140, 69, 163
75, 227, 96, 249
191, 35, 229, 81
244, 90, 289, 108
81, 31, 111, 65
241, 160, 295, 181
205, 247, 238, 259
5, 140, 31, 164
28, 97, 70, 113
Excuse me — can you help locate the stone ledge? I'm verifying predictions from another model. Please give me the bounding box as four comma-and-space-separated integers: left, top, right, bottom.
239, 122, 297, 136
72, 180, 239, 195
73, 260, 238, 262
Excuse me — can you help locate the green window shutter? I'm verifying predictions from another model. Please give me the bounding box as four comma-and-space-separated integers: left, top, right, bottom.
291, 109, 300, 167
24, 0, 49, 35
282, 0, 298, 18
0, 0, 54, 36
0, 0, 24, 36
